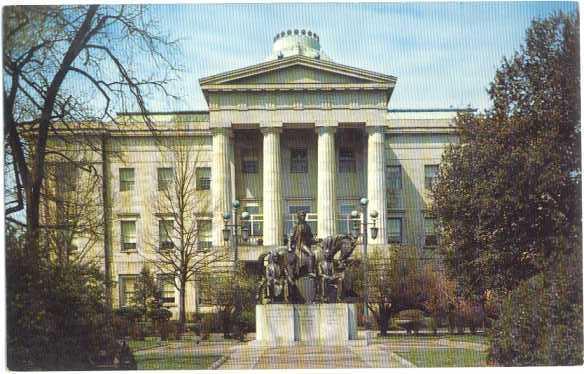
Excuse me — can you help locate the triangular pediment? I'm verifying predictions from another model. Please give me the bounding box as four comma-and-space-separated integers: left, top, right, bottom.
199, 55, 396, 87
228, 65, 371, 85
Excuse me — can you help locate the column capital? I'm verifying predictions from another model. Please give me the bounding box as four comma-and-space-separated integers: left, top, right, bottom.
315, 126, 336, 135
260, 127, 282, 135
210, 121, 231, 129
315, 122, 337, 128
365, 124, 387, 133
259, 121, 282, 128
211, 127, 232, 136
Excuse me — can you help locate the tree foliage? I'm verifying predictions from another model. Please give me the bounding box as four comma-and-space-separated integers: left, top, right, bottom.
201, 265, 257, 338
489, 252, 583, 365
432, 12, 580, 297
364, 246, 450, 335
4, 5, 178, 368
6, 224, 117, 370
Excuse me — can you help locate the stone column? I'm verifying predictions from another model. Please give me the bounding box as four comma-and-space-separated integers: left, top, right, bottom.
211, 127, 232, 246
367, 126, 387, 244
262, 127, 283, 246
317, 126, 337, 238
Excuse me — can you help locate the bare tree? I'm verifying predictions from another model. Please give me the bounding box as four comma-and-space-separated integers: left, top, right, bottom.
3, 5, 179, 256
41, 150, 104, 267
143, 141, 228, 332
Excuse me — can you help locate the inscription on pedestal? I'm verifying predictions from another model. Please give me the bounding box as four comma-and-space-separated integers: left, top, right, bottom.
296, 305, 320, 341
256, 304, 357, 345
319, 304, 348, 343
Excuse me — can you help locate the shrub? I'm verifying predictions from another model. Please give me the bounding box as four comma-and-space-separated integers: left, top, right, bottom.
148, 307, 172, 323
200, 313, 216, 340
397, 309, 425, 335
239, 309, 256, 333
427, 317, 438, 335
115, 306, 144, 322
489, 257, 583, 366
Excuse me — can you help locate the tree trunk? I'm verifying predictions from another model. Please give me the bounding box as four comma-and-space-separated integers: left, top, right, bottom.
179, 280, 186, 335
378, 305, 391, 337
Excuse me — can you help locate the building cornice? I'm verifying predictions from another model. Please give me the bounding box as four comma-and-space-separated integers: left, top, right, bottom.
200, 55, 396, 86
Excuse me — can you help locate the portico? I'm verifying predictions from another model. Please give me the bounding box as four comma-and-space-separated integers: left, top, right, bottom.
202, 30, 396, 249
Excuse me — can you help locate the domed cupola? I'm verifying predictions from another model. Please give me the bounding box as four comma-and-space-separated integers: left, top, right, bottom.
268, 29, 330, 61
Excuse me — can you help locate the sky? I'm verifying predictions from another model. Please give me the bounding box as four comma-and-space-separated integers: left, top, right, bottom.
145, 1, 578, 112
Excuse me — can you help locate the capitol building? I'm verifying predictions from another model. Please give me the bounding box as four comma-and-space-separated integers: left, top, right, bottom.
49, 29, 471, 313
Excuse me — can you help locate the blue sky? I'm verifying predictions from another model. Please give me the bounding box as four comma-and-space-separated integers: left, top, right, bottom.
149, 1, 577, 112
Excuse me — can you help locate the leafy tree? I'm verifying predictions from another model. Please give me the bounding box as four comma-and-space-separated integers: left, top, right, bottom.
130, 265, 157, 318
432, 12, 580, 297
6, 223, 118, 370
364, 246, 435, 336
489, 251, 583, 365
201, 265, 257, 338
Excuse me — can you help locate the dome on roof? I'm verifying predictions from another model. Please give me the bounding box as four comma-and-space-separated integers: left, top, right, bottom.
268, 29, 330, 61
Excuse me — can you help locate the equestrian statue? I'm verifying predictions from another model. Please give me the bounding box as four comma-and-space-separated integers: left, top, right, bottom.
256, 210, 359, 304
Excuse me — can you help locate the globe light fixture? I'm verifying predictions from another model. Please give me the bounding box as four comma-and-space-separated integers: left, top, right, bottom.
370, 226, 379, 240
360, 197, 369, 206
232, 200, 241, 209
241, 211, 250, 242
222, 227, 231, 242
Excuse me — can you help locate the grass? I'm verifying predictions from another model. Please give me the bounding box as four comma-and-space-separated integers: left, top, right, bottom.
396, 348, 488, 367
135, 352, 222, 370
447, 334, 489, 345
128, 338, 166, 352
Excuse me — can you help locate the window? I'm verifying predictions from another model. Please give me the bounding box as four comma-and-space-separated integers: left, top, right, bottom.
157, 168, 174, 191
197, 220, 212, 251
387, 165, 402, 190
157, 274, 175, 304
242, 151, 258, 174
424, 165, 439, 190
290, 148, 308, 173
196, 167, 211, 190
119, 275, 138, 307
120, 220, 137, 251
424, 217, 438, 246
387, 218, 403, 244
243, 205, 263, 237
159, 220, 174, 251
337, 203, 356, 235
119, 168, 135, 192
56, 164, 79, 192
339, 148, 356, 173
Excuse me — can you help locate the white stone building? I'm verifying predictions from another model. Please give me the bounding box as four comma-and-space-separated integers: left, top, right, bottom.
48, 29, 472, 315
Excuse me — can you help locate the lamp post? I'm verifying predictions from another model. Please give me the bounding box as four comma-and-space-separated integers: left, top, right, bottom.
350, 197, 378, 340
222, 200, 250, 271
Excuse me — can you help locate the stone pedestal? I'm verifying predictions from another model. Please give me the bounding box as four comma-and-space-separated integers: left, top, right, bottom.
255, 303, 357, 346
255, 304, 295, 345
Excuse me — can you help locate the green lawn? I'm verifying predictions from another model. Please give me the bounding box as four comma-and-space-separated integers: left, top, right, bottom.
396, 348, 488, 367
447, 334, 489, 345
135, 353, 222, 370
128, 338, 166, 352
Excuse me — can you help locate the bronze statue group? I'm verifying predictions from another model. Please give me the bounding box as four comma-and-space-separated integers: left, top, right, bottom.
257, 211, 360, 304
